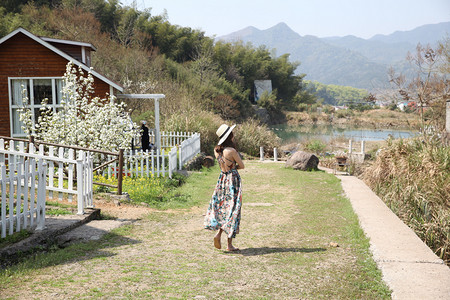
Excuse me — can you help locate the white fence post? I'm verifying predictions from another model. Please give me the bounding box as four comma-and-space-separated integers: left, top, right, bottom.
168, 146, 178, 178
1, 164, 7, 238
260, 147, 264, 161
179, 143, 183, 171
77, 151, 85, 215
274, 148, 278, 162
35, 160, 47, 231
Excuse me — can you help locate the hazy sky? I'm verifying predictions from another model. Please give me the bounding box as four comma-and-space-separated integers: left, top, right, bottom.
120, 0, 450, 39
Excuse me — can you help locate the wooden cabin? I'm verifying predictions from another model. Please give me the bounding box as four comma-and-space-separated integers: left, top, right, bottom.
0, 27, 123, 138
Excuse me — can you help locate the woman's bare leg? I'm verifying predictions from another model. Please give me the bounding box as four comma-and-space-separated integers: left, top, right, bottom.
227, 237, 239, 251
214, 229, 223, 249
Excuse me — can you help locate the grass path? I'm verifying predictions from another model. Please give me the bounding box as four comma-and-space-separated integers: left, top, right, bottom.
0, 161, 391, 299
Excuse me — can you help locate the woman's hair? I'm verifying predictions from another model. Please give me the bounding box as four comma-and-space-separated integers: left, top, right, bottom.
214, 132, 236, 155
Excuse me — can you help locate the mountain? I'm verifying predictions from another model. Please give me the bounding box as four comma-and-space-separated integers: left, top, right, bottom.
218, 22, 450, 90
322, 35, 414, 65
370, 22, 450, 45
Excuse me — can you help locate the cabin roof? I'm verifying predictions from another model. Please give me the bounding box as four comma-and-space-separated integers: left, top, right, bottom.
40, 36, 97, 51
0, 27, 122, 92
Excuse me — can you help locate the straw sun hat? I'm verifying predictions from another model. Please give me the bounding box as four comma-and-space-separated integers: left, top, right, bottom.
216, 124, 236, 145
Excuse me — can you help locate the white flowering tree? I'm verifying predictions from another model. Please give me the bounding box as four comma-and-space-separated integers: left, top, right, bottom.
19, 62, 139, 153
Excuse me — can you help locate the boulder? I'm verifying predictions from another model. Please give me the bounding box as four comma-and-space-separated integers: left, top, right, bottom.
285, 151, 319, 171
203, 156, 215, 168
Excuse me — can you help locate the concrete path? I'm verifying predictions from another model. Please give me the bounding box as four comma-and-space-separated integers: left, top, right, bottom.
330, 170, 450, 300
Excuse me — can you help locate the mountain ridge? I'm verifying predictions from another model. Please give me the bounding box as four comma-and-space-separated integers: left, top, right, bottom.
217, 21, 450, 90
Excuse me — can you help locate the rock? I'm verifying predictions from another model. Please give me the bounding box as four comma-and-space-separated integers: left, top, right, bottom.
329, 242, 339, 247
203, 156, 215, 168
110, 193, 131, 204
185, 153, 206, 170
285, 151, 319, 171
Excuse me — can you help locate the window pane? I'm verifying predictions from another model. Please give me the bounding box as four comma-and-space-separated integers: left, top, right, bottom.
33, 79, 53, 105
11, 108, 25, 135
11, 79, 29, 106
55, 79, 64, 105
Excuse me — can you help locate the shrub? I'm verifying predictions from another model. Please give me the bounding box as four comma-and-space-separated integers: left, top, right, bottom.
163, 110, 223, 155
363, 136, 450, 264
164, 109, 280, 157
235, 119, 281, 157
322, 105, 335, 114
335, 109, 353, 118
303, 139, 326, 154
297, 103, 308, 112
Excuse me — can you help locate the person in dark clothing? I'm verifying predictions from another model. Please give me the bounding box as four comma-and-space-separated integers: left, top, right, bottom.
141, 121, 150, 151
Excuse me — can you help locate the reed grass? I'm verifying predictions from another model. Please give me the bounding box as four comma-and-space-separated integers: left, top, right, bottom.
363, 135, 450, 264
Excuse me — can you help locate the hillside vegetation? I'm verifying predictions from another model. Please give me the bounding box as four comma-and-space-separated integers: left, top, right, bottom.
0, 0, 315, 154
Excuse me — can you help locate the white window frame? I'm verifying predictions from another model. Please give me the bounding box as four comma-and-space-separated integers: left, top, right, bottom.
9, 77, 64, 138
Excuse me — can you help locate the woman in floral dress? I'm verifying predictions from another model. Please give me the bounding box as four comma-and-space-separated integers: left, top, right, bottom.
204, 124, 244, 251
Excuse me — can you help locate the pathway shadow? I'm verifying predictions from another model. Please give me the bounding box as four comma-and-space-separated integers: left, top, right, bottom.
228, 247, 327, 256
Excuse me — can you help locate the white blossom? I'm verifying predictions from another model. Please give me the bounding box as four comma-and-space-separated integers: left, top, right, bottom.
19, 62, 140, 153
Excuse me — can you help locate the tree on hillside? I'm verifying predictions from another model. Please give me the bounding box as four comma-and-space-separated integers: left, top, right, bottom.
213, 41, 306, 106
388, 41, 449, 132
266, 53, 303, 104
306, 81, 369, 106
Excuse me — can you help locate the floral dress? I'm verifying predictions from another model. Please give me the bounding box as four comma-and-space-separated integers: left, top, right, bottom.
204, 154, 242, 238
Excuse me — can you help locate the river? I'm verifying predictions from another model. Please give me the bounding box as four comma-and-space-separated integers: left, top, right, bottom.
270, 124, 418, 143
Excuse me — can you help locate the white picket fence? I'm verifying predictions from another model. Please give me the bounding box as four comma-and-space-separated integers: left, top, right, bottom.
154, 131, 195, 149
112, 132, 201, 178
0, 139, 94, 215
0, 159, 47, 238
179, 133, 201, 169
109, 146, 178, 179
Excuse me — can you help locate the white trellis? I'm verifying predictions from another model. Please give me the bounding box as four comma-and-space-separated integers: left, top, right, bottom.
0, 159, 47, 238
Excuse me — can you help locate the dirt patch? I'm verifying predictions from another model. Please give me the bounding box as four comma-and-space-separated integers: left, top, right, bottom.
94, 197, 154, 220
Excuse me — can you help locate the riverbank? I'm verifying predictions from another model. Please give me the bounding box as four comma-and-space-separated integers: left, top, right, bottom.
285, 108, 421, 129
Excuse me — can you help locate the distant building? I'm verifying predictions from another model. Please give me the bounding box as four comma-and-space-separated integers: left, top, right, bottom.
397, 102, 408, 111
254, 80, 272, 102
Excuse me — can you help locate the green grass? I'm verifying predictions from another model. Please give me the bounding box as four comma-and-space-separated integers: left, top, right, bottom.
0, 161, 391, 299
0, 229, 31, 249
93, 172, 192, 208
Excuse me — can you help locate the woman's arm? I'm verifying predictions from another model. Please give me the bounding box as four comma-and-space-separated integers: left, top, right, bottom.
232, 149, 245, 169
